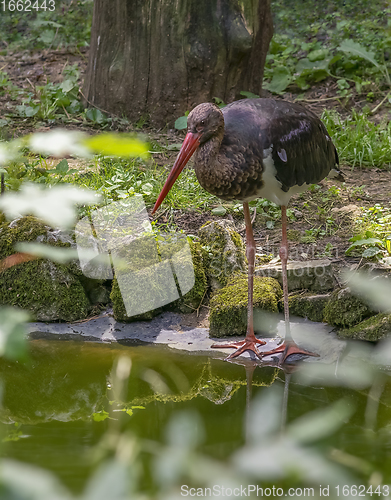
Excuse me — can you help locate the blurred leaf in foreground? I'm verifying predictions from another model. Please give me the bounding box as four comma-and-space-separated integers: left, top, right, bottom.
0, 459, 71, 500
0, 184, 100, 230
29, 129, 90, 158
346, 272, 391, 313
0, 307, 30, 361
84, 133, 149, 159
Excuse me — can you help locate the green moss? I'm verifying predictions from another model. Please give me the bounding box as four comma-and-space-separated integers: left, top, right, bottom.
230, 229, 244, 250
0, 259, 90, 321
288, 293, 330, 322
0, 216, 52, 257
175, 240, 207, 313
323, 288, 373, 327
111, 236, 207, 320
198, 221, 246, 289
209, 276, 282, 337
110, 276, 161, 321
110, 232, 172, 321
0, 216, 92, 321
338, 313, 391, 341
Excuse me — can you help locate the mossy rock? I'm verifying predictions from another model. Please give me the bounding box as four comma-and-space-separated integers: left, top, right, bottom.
110, 276, 162, 321
0, 216, 109, 321
338, 313, 391, 341
256, 259, 335, 292
110, 233, 172, 321
0, 216, 49, 256
110, 237, 207, 321
0, 259, 90, 321
288, 292, 331, 322
209, 276, 282, 337
198, 220, 246, 290
323, 287, 374, 328
171, 240, 208, 313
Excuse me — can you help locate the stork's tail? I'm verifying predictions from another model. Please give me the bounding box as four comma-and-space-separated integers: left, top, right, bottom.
328, 167, 345, 182
328, 147, 344, 182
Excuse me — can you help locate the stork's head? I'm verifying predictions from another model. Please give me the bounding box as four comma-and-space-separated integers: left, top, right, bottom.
152, 103, 224, 214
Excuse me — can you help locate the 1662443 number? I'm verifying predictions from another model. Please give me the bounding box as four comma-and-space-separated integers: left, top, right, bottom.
335, 485, 390, 497
1, 0, 55, 11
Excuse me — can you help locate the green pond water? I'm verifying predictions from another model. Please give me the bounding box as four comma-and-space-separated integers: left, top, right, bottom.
1, 339, 391, 495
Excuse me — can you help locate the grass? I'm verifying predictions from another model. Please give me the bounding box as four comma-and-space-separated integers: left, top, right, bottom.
322, 110, 391, 168
70, 157, 219, 216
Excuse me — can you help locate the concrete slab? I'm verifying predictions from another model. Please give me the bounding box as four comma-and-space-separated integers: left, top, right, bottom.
27, 310, 345, 365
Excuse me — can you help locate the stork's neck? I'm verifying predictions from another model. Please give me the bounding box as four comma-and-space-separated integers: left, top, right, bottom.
192, 127, 246, 200
194, 134, 223, 171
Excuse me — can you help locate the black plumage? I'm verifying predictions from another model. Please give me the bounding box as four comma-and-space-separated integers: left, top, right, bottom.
153, 98, 340, 363
189, 98, 339, 203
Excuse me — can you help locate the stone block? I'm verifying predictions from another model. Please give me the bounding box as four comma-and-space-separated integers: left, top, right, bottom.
256, 259, 335, 292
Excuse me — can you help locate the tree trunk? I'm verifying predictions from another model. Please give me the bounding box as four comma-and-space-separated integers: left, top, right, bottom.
83, 0, 273, 127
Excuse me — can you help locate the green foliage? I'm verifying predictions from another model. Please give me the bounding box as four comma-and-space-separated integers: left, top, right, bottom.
2, 64, 83, 123
347, 204, 391, 260
265, 0, 391, 94
76, 156, 219, 214
84, 108, 110, 127
0, 1, 93, 51
247, 198, 295, 229
174, 113, 188, 131
322, 110, 391, 168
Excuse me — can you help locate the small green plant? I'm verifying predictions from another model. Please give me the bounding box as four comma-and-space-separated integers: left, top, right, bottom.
233, 198, 296, 229
317, 242, 334, 258
301, 226, 326, 243
174, 111, 189, 131
0, 1, 92, 51
348, 185, 366, 199
347, 204, 391, 260
264, 1, 391, 95
4, 157, 78, 190
15, 64, 82, 121
345, 231, 386, 259
83, 108, 110, 127
338, 39, 391, 88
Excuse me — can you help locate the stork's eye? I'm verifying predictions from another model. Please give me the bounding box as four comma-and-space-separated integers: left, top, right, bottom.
196, 120, 205, 132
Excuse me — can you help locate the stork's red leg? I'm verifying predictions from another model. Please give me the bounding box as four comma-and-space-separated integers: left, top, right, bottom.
261, 205, 319, 364
211, 202, 266, 360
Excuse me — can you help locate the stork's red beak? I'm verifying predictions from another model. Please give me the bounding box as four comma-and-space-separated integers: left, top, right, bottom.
152, 131, 201, 214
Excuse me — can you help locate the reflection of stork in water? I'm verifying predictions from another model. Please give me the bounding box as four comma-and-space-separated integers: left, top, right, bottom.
242, 361, 296, 440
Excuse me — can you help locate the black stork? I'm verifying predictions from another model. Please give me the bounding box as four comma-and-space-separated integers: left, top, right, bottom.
152, 98, 340, 363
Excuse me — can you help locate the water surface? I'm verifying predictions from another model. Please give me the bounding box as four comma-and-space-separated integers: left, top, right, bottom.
0, 339, 390, 493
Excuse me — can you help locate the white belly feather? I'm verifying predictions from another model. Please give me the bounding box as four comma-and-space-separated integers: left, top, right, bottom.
243, 147, 309, 206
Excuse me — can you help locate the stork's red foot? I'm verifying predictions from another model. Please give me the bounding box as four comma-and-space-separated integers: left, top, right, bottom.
261, 340, 319, 365
211, 335, 266, 361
